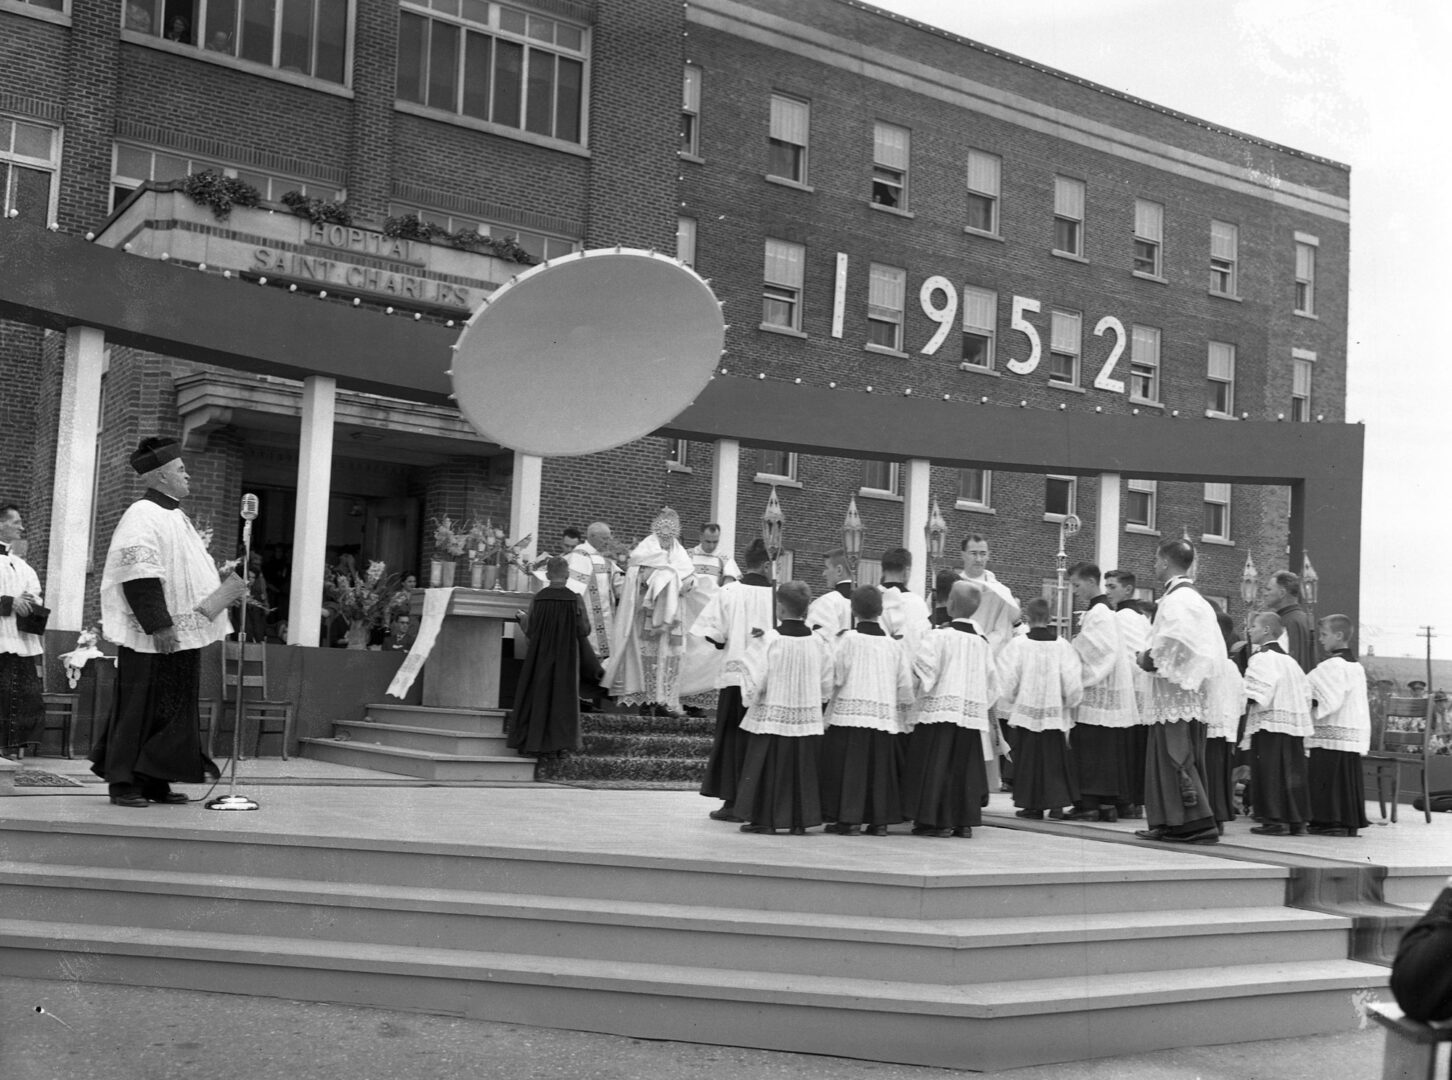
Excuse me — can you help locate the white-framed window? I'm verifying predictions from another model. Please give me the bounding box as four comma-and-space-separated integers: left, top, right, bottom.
957, 468, 992, 510
1207, 341, 1235, 417
961, 285, 996, 370
667, 439, 688, 469
681, 63, 701, 156
1129, 324, 1161, 404
1045, 474, 1077, 520
1, 115, 60, 222
767, 94, 809, 184
676, 216, 696, 267
1053, 175, 1085, 257
7, 0, 66, 17
1294, 234, 1317, 315
1133, 198, 1163, 276
866, 263, 906, 351
1292, 349, 1315, 421
397, 0, 587, 144
757, 449, 797, 482
1203, 483, 1232, 541
860, 460, 899, 496
871, 121, 909, 210
762, 238, 805, 331
112, 141, 339, 212
1125, 478, 1157, 531
126, 0, 351, 85
1048, 309, 1081, 386
856, 557, 882, 588
965, 149, 1000, 235
1210, 219, 1238, 295
388, 200, 578, 261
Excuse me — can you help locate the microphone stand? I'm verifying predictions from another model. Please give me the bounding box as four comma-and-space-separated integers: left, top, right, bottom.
207, 510, 260, 811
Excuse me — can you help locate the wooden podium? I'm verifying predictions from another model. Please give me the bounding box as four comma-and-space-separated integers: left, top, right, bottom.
408, 588, 534, 710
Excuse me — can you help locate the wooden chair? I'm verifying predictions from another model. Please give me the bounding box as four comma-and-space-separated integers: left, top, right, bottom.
1367, 1002, 1452, 1080
1366, 694, 1438, 825
220, 640, 295, 760
40, 692, 79, 758
195, 696, 220, 760
246, 700, 296, 760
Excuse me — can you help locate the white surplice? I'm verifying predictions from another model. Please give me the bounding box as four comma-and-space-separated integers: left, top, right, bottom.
1144, 579, 1222, 725
565, 541, 621, 661
0, 547, 43, 657
1306, 654, 1372, 754
1072, 599, 1138, 728
880, 582, 931, 654
806, 585, 852, 642
1241, 646, 1315, 748
738, 627, 834, 737
1203, 658, 1247, 743
676, 546, 745, 700
911, 622, 998, 756
687, 577, 775, 691
825, 629, 915, 734
601, 534, 696, 709
997, 634, 1083, 733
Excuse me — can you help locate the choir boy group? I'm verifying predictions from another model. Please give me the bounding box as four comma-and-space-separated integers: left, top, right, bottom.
694, 536, 1372, 844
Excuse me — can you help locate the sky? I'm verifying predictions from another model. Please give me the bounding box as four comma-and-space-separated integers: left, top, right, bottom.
870, 0, 1452, 659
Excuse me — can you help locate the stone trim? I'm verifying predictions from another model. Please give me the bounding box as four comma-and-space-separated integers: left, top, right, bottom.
114, 121, 348, 186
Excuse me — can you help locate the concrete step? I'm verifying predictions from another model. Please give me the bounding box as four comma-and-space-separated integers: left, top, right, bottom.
363, 703, 506, 735
333, 720, 511, 757
0, 863, 1353, 984
0, 919, 1388, 1071
299, 738, 536, 782
0, 823, 1293, 918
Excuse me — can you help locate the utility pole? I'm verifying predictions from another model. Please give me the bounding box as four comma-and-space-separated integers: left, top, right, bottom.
1417, 626, 1436, 685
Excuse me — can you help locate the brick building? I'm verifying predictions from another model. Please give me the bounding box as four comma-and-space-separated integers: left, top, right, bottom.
0, 0, 1349, 636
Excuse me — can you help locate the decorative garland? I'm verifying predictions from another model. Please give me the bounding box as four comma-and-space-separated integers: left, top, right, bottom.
180, 170, 261, 221
281, 189, 353, 226
381, 213, 537, 266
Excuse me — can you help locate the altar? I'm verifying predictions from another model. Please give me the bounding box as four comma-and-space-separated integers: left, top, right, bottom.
408, 588, 535, 710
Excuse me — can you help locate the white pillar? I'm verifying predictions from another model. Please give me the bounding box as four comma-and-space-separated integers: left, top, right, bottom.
46, 327, 106, 631
901, 458, 931, 596
287, 376, 336, 646
1096, 472, 1121, 574
510, 451, 542, 566
709, 438, 740, 556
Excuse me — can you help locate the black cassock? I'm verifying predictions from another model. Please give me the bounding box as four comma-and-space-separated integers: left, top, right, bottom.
507, 585, 601, 756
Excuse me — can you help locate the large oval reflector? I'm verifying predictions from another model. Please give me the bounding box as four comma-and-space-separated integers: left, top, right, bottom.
451, 248, 724, 457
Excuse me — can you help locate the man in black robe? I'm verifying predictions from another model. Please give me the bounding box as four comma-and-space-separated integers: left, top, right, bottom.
1392, 875, 1452, 1022
507, 557, 602, 757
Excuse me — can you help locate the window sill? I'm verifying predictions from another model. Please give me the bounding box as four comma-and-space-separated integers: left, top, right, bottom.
959, 364, 1001, 377
395, 101, 589, 156
665, 462, 693, 475
2, 0, 69, 26
758, 323, 807, 339
1294, 310, 1319, 320
1043, 513, 1076, 524
1125, 525, 1160, 537
869, 202, 914, 219
864, 343, 908, 359
765, 175, 814, 193
678, 152, 705, 165
1200, 536, 1236, 547
963, 227, 1004, 242
1129, 398, 1164, 410
1052, 250, 1089, 264
123, 30, 356, 98
955, 501, 996, 514
1205, 410, 1239, 421
1131, 270, 1168, 284
1049, 381, 1086, 394
1209, 291, 1242, 303
754, 474, 803, 488
858, 488, 903, 502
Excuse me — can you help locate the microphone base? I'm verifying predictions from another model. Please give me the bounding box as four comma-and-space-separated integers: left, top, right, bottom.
205, 794, 261, 812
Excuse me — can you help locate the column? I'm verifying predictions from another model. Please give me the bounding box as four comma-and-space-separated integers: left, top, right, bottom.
901, 458, 931, 595
1096, 472, 1121, 574
509, 451, 542, 571
286, 376, 336, 646
709, 438, 740, 556
46, 327, 106, 631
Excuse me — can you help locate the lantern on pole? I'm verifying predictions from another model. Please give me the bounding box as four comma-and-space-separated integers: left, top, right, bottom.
761, 485, 784, 582
1055, 513, 1081, 636
1301, 551, 1319, 608
841, 496, 864, 584
924, 497, 947, 599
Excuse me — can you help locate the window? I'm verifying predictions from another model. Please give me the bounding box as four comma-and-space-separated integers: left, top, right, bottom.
1295, 234, 1317, 315
126, 0, 350, 84
666, 439, 688, 469
767, 94, 808, 184
757, 449, 797, 482
388, 201, 577, 261
676, 216, 696, 267
957, 468, 992, 510
113, 141, 340, 212
1045, 475, 1076, 520
762, 238, 804, 331
1048, 309, 1081, 385
1133, 199, 1163, 276
1292, 350, 1315, 421
1125, 478, 1157, 530
965, 149, 1000, 234
1203, 483, 1231, 540
681, 64, 701, 156
1210, 219, 1238, 295
871, 121, 909, 209
10, 0, 65, 15
866, 263, 906, 351
1, 116, 60, 221
860, 460, 899, 496
961, 286, 996, 370
1053, 176, 1085, 256
397, 1, 587, 144
1207, 341, 1235, 417
1129, 324, 1161, 404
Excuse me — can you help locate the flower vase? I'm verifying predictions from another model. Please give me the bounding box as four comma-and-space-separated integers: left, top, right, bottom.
429, 558, 451, 588
482, 564, 499, 590
469, 561, 484, 589
345, 622, 371, 650
438, 559, 457, 587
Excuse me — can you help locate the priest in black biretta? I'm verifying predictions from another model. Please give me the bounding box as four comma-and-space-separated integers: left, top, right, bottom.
507, 556, 602, 757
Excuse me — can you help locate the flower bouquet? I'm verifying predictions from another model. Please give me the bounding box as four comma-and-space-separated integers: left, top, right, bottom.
430, 516, 467, 586
331, 560, 401, 648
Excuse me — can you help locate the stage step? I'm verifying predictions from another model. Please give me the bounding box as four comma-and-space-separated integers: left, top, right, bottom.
0, 918, 1387, 1072
362, 703, 507, 735
298, 738, 535, 781
332, 720, 511, 757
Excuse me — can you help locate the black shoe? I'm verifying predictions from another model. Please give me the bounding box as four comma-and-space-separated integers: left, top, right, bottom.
709, 807, 744, 823
788, 826, 807, 836
146, 791, 189, 805
952, 827, 973, 839
866, 825, 889, 837
1098, 807, 1119, 823
109, 793, 149, 808
834, 823, 862, 836
1289, 824, 1308, 836
1308, 825, 1351, 837
739, 823, 773, 834
1134, 827, 1166, 841
920, 828, 953, 838
1250, 823, 1289, 836
1015, 809, 1044, 820
1172, 828, 1221, 845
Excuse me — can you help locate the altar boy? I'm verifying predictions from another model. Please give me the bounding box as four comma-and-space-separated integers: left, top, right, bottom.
997, 598, 1083, 819
1305, 614, 1372, 836
1242, 611, 1315, 836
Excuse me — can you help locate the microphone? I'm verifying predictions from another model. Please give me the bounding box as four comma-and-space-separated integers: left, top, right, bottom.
240, 493, 259, 521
